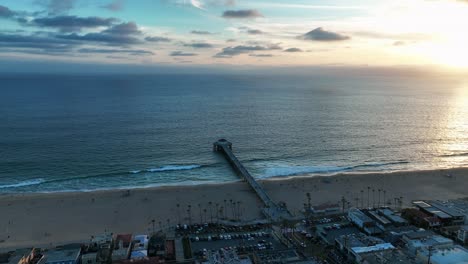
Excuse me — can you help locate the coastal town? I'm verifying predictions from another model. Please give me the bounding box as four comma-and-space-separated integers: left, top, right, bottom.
1, 140, 468, 263
1, 196, 468, 264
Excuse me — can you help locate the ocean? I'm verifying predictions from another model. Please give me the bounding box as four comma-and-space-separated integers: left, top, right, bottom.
1, 72, 467, 193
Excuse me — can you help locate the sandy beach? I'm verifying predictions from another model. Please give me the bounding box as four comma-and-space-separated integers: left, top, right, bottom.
1, 167, 467, 250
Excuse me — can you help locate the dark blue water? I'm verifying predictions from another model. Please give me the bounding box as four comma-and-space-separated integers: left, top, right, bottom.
1, 73, 467, 193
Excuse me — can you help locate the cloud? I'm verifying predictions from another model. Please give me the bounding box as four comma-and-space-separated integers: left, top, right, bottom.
170, 51, 198, 56
145, 36, 171, 42
222, 9, 263, 19
393, 41, 405, 46
32, 16, 117, 32
0, 5, 15, 18
102, 0, 125, 12
249, 54, 273, 57
0, 32, 75, 53
284, 48, 303, 52
57, 22, 143, 46
299, 27, 350, 41
43, 0, 78, 15
214, 44, 281, 57
103, 21, 141, 35
78, 48, 153, 55
247, 29, 263, 35
183, 42, 213, 48
191, 30, 214, 35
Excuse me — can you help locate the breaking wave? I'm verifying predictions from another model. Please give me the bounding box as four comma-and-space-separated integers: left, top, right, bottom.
260, 161, 409, 178
0, 179, 46, 189
130, 164, 203, 174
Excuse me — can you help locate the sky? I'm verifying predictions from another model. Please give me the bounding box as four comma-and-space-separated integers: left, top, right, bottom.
1, 0, 468, 71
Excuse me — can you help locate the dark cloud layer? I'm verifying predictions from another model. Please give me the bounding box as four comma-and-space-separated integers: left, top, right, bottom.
78, 48, 153, 55
191, 30, 214, 35
57, 22, 143, 46
170, 51, 197, 56
284, 48, 303, 52
32, 16, 117, 32
300, 27, 350, 41
247, 29, 263, 35
43, 0, 78, 15
0, 32, 75, 53
102, 0, 125, 12
0, 5, 15, 18
183, 42, 213, 48
249, 54, 273, 57
145, 36, 171, 42
222, 9, 263, 19
214, 44, 281, 57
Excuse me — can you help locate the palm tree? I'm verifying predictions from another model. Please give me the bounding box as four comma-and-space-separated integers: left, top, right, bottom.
236, 201, 241, 221
215, 203, 219, 222
158, 221, 162, 231
367, 186, 370, 208
378, 189, 381, 207
203, 208, 207, 223
372, 189, 375, 208
167, 218, 170, 229
360, 190, 364, 208
223, 199, 227, 218
151, 219, 155, 234
341, 196, 346, 212
219, 206, 224, 220
187, 205, 192, 225
198, 203, 202, 224
354, 197, 359, 208
306, 192, 311, 211
208, 201, 213, 223
176, 203, 180, 224
229, 199, 233, 219
383, 190, 387, 207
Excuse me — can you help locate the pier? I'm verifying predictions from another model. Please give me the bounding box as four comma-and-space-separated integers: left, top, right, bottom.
213, 139, 292, 221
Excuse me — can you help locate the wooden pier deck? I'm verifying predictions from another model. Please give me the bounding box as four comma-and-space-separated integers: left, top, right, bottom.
213, 139, 292, 221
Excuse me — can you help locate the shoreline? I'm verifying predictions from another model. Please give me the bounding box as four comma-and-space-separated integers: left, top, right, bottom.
0, 166, 465, 197
1, 167, 468, 250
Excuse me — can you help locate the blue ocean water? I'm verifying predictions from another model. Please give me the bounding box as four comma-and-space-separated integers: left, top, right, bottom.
1, 72, 467, 193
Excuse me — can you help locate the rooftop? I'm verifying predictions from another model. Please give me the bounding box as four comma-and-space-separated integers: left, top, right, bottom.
44, 248, 81, 263
419, 245, 468, 264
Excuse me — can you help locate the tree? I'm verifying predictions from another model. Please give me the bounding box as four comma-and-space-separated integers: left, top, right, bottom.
187, 205, 192, 225
367, 186, 370, 208
176, 203, 181, 224
208, 201, 213, 223
198, 203, 202, 224
360, 190, 364, 208
378, 189, 381, 207
306, 192, 311, 210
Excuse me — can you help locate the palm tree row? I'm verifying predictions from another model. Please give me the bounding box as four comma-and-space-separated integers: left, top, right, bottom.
175, 199, 245, 224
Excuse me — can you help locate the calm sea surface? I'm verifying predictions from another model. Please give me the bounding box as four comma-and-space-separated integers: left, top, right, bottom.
1, 72, 467, 193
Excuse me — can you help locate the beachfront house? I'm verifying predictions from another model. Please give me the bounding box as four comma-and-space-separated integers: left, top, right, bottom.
42, 248, 81, 264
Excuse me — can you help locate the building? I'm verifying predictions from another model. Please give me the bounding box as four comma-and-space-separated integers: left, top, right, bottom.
457, 225, 468, 244
112, 234, 133, 261
377, 208, 408, 226
416, 245, 468, 264
14, 249, 45, 264
335, 233, 395, 264
402, 230, 453, 254
131, 235, 149, 259
310, 203, 341, 215
413, 200, 466, 226
42, 248, 81, 264
348, 208, 379, 235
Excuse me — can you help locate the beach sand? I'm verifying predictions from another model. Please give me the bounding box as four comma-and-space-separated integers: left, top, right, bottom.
1, 168, 467, 250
